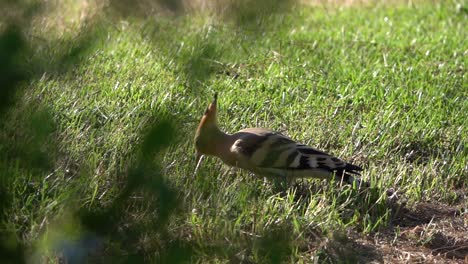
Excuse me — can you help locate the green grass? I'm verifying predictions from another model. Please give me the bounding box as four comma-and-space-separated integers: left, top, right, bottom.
1, 1, 467, 262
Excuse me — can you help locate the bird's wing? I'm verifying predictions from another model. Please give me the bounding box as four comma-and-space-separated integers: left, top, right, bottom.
230, 130, 362, 179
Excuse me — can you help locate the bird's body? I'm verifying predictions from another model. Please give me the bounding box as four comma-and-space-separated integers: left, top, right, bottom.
195, 93, 364, 186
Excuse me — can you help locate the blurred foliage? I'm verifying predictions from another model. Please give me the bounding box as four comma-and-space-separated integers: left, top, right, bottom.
0, 25, 28, 117
107, 0, 184, 17
0, 0, 298, 262
0, 2, 36, 261
223, 0, 295, 29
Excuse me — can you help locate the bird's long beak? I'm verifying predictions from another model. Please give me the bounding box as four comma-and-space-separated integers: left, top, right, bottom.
194, 151, 204, 176
195, 151, 202, 165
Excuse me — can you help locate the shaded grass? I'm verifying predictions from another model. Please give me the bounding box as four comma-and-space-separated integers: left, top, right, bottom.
1, 1, 467, 262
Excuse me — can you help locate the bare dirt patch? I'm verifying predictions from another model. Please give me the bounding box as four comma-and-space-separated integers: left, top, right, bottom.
369, 202, 467, 263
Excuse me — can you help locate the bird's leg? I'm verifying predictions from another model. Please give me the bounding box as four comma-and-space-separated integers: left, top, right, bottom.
231, 167, 239, 177
283, 177, 293, 195
271, 176, 290, 195
263, 177, 269, 186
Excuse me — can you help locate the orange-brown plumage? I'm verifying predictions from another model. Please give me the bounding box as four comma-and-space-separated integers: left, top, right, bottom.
194, 93, 365, 186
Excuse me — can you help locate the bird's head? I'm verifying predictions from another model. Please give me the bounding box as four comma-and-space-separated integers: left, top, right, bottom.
194, 92, 218, 163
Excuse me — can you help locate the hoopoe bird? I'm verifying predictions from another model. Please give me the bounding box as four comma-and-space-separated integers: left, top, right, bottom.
194, 93, 365, 186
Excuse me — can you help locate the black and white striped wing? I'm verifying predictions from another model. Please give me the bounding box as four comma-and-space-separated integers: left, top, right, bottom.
231, 131, 362, 179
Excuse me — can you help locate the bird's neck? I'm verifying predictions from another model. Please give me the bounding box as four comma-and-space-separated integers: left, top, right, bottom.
203, 125, 233, 157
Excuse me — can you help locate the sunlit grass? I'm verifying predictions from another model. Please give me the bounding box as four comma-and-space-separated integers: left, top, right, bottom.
2, 1, 466, 262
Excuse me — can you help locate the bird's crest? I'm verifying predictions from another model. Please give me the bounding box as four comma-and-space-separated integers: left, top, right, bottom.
195, 92, 219, 161
197, 92, 218, 131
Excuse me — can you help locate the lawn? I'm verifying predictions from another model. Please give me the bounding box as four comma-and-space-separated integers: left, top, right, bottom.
0, 0, 467, 263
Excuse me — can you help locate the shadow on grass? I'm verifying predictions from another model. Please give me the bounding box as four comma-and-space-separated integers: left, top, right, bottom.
287, 180, 394, 232
110, 0, 298, 95
0, 2, 145, 262
0, 0, 300, 262
315, 231, 383, 263
391, 202, 463, 228
72, 119, 183, 262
